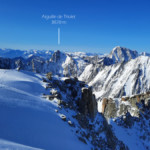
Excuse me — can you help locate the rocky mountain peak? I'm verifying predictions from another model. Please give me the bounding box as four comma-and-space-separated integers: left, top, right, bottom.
141, 52, 150, 57
109, 46, 138, 63
50, 50, 66, 63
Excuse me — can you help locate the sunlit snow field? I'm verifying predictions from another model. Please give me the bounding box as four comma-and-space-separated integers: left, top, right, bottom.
0, 69, 89, 150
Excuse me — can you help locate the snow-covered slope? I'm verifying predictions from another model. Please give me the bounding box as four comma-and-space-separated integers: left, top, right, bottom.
0, 69, 89, 150
0, 69, 128, 150
0, 44, 150, 150
85, 56, 150, 99
1, 46, 150, 100
0, 139, 42, 150
110, 111, 150, 150
79, 46, 150, 100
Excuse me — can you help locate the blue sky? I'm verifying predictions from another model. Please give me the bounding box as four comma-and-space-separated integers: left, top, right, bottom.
0, 0, 150, 53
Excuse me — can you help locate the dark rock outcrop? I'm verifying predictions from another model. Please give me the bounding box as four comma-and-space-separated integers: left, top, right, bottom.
64, 78, 76, 85
102, 98, 108, 114
79, 87, 97, 119
50, 50, 62, 63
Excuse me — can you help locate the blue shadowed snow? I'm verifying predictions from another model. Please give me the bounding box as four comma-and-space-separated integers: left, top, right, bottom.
0, 69, 89, 150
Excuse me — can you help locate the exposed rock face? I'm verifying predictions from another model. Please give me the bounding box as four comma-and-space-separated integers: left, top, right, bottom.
102, 98, 108, 114
102, 98, 119, 118
102, 91, 150, 119
50, 50, 62, 63
79, 87, 97, 119
42, 71, 129, 149
46, 72, 52, 80
86, 56, 150, 100
1, 47, 150, 149
1, 47, 150, 101
109, 46, 138, 63
100, 92, 150, 149
0, 50, 89, 78
122, 92, 150, 108
103, 98, 117, 118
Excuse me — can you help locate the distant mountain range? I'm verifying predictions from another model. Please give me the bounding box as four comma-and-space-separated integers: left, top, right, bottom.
0, 46, 150, 101
0, 46, 150, 150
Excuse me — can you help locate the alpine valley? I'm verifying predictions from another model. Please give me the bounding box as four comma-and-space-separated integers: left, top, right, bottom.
0, 46, 149, 150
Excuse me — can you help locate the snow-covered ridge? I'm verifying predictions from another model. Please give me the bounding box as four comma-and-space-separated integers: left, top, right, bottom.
0, 48, 103, 59
0, 44, 150, 150
0, 69, 149, 150
86, 56, 150, 99
0, 46, 149, 61
0, 69, 127, 149
0, 69, 89, 150
0, 49, 102, 78
0, 48, 54, 59
1, 46, 150, 99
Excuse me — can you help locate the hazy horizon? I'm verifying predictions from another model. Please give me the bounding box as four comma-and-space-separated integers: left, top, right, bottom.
0, 0, 150, 54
